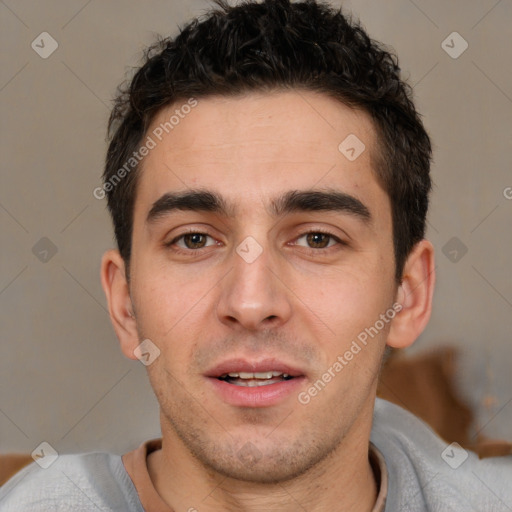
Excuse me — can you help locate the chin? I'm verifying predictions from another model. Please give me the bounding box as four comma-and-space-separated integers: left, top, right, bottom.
184, 432, 337, 484
203, 453, 315, 484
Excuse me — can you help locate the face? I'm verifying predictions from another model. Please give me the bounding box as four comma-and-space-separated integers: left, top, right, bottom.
126, 90, 398, 482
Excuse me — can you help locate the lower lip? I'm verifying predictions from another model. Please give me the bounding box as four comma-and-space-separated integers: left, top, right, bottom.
207, 377, 305, 407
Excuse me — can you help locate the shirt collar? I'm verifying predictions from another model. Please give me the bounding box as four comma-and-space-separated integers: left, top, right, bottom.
122, 438, 388, 511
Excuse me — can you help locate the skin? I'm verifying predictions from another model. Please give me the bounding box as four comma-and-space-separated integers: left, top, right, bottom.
101, 90, 435, 511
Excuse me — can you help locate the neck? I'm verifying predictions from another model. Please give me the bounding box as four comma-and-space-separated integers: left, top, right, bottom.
148, 403, 378, 512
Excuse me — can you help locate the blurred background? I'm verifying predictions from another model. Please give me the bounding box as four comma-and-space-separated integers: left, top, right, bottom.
1, 0, 511, 457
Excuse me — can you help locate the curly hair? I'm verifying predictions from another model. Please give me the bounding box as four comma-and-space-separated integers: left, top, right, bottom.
103, 0, 432, 282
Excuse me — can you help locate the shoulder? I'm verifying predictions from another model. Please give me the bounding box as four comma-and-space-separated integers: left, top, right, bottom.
0, 451, 143, 512
371, 398, 512, 512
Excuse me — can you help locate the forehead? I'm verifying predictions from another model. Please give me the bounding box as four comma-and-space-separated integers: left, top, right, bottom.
133, 90, 388, 223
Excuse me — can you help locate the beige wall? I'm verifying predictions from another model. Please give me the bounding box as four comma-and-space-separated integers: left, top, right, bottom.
1, 0, 511, 456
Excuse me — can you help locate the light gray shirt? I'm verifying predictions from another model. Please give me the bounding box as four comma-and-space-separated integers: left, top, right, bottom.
1, 398, 510, 511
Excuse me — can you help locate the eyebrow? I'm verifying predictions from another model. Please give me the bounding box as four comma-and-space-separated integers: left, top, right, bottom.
146, 188, 372, 224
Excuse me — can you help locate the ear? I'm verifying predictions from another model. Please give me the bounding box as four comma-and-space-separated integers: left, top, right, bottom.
386, 239, 435, 349
100, 250, 139, 360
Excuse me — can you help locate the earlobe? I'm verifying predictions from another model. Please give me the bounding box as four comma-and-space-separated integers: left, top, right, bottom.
100, 250, 140, 360
386, 239, 435, 349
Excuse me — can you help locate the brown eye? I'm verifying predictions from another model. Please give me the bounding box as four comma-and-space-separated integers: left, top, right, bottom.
295, 231, 341, 250
167, 232, 216, 251
305, 232, 331, 249
182, 233, 208, 249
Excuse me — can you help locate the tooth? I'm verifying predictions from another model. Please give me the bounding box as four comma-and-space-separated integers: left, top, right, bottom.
232, 378, 285, 387
227, 371, 291, 381
254, 371, 273, 379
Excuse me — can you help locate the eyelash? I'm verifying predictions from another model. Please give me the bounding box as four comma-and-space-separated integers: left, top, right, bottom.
165, 228, 347, 256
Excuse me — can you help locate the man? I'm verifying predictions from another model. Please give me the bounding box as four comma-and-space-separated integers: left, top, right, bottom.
1, 0, 510, 510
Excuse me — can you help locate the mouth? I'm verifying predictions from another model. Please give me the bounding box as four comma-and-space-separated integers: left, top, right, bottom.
205, 358, 305, 407
217, 371, 295, 387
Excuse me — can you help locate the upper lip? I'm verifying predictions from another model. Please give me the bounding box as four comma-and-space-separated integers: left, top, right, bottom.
205, 358, 305, 378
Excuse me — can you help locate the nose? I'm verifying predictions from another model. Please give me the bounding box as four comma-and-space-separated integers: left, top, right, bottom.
216, 239, 293, 332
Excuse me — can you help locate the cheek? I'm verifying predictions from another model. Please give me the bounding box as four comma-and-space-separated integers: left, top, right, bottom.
297, 265, 394, 347
130, 262, 196, 336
